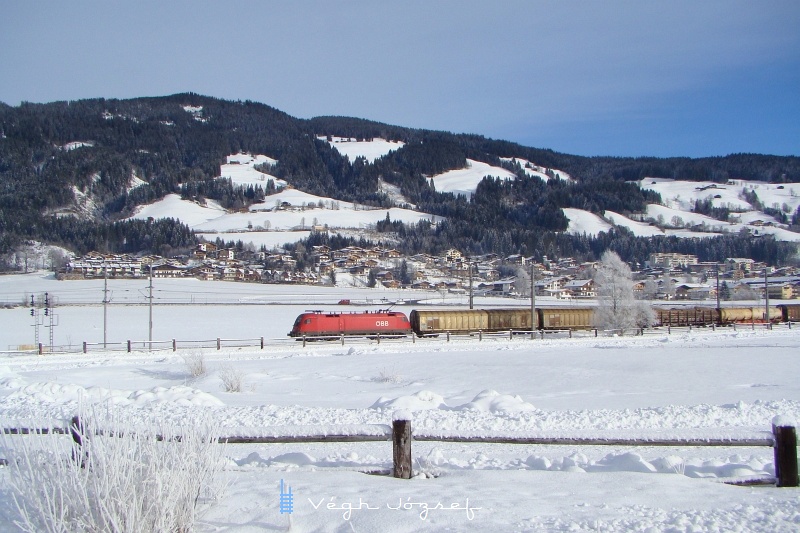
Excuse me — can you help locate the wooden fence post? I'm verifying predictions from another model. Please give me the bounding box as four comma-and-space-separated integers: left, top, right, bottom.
82, 341, 87, 354
217, 338, 221, 350
172, 339, 176, 351
70, 415, 88, 468
261, 336, 264, 349
392, 415, 412, 479
39, 343, 43, 355
127, 340, 131, 352
773, 416, 799, 487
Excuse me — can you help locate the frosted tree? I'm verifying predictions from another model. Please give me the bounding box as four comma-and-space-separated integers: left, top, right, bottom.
593, 251, 655, 333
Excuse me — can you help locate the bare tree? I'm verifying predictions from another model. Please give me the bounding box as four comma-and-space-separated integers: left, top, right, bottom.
594, 251, 655, 333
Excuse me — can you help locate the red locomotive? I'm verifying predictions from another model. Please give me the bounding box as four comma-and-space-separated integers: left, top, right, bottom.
289, 310, 412, 338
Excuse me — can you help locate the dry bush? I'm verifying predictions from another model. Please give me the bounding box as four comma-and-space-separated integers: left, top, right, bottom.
1, 409, 226, 533
218, 365, 244, 392
183, 352, 207, 379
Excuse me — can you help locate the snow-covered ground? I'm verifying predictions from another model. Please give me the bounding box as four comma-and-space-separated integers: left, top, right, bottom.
499, 157, 573, 182
1, 273, 799, 531
429, 159, 516, 199
323, 137, 405, 164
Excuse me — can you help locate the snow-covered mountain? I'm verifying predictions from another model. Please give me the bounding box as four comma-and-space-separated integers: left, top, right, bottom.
129, 145, 444, 249
561, 178, 800, 241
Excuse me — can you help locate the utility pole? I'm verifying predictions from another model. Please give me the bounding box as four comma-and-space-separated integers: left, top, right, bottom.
530, 260, 536, 334
103, 264, 109, 348
30, 294, 39, 348
44, 292, 55, 352
148, 264, 153, 350
764, 267, 770, 325
468, 260, 474, 310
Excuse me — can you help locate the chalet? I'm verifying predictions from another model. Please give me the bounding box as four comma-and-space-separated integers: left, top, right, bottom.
727, 258, 755, 272
563, 279, 596, 298
444, 249, 463, 263
487, 279, 515, 296
151, 263, 186, 278
381, 249, 402, 259
349, 265, 367, 275
674, 283, 711, 300
410, 254, 437, 267
188, 265, 220, 281
217, 248, 236, 261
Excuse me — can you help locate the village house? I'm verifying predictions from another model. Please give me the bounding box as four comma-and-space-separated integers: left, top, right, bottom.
151, 263, 187, 278
649, 253, 699, 269
563, 279, 596, 298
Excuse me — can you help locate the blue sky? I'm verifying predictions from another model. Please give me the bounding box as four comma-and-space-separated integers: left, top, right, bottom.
1, 1, 798, 158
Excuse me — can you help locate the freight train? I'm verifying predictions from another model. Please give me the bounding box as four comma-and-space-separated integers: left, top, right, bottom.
288, 304, 800, 338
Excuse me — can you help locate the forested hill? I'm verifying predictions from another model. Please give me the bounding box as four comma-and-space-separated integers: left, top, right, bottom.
1, 93, 799, 266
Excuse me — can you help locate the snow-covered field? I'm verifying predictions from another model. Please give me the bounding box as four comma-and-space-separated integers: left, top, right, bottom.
1, 273, 799, 531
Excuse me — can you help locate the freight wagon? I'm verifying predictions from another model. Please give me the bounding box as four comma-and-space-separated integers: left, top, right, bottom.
717, 306, 782, 324
409, 308, 538, 336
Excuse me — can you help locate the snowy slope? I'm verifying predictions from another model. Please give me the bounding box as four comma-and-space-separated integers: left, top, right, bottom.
323, 137, 405, 164
641, 178, 800, 214
500, 157, 573, 182
131, 193, 227, 227
562, 208, 613, 236
220, 153, 286, 188
430, 159, 516, 198
603, 210, 666, 237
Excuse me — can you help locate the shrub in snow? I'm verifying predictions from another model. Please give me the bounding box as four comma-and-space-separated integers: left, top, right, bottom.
219, 365, 244, 392
373, 366, 403, 384
183, 352, 208, 379
1, 409, 226, 533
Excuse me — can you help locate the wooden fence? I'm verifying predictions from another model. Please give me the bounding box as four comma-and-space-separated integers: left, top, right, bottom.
3, 416, 797, 486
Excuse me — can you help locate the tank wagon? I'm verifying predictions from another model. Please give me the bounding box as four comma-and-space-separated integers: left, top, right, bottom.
717, 306, 782, 324
289, 310, 411, 337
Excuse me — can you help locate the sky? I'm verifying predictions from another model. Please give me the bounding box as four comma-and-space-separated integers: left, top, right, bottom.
1, 1, 799, 158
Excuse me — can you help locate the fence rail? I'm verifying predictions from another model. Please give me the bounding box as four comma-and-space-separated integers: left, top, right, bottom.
3, 417, 797, 486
